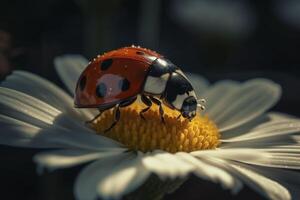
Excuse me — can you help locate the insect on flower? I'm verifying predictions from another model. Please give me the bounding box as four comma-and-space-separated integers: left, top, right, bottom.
1, 54, 299, 200
74, 45, 206, 132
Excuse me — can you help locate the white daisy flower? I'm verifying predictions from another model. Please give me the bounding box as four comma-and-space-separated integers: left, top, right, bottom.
0, 55, 300, 200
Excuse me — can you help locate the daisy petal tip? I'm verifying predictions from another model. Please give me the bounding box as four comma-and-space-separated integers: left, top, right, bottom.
54, 54, 89, 71
245, 78, 283, 108
54, 54, 89, 95
250, 78, 282, 98
33, 154, 55, 173
230, 181, 243, 195
215, 78, 283, 132
98, 187, 122, 200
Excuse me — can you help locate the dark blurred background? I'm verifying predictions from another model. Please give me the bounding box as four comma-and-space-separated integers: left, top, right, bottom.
0, 0, 299, 199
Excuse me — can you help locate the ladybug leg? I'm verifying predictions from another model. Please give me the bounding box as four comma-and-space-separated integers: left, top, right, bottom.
85, 111, 103, 125
104, 104, 121, 133
104, 97, 137, 133
177, 113, 182, 119
149, 96, 165, 124
140, 95, 152, 120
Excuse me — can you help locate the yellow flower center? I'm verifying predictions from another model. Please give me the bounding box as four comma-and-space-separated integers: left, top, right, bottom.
91, 102, 220, 153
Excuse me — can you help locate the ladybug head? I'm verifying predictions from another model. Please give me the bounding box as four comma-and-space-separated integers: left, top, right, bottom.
181, 96, 197, 120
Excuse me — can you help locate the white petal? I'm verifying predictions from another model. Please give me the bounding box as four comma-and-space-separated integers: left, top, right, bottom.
0, 87, 89, 131
221, 112, 300, 140
0, 115, 61, 148
176, 152, 242, 193
220, 112, 268, 140
1, 70, 93, 120
224, 138, 300, 149
0, 87, 59, 127
192, 149, 268, 167
221, 114, 300, 150
192, 148, 268, 163
54, 55, 88, 95
193, 148, 300, 170
220, 112, 299, 139
266, 112, 299, 121
261, 144, 300, 153
246, 166, 300, 200
202, 80, 239, 117
97, 153, 150, 200
204, 158, 291, 200
0, 114, 122, 150
228, 163, 291, 200
34, 149, 124, 171
0, 76, 121, 151
222, 119, 300, 143
252, 114, 300, 132
142, 150, 195, 179
185, 72, 210, 96
205, 79, 281, 132
257, 150, 300, 169
261, 153, 300, 169
74, 153, 130, 200
75, 153, 149, 200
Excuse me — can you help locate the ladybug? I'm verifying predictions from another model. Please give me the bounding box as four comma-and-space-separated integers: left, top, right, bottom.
74, 45, 205, 132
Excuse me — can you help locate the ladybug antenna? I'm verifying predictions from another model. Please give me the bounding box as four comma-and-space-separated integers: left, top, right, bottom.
197, 104, 205, 111
197, 98, 206, 111
197, 98, 206, 104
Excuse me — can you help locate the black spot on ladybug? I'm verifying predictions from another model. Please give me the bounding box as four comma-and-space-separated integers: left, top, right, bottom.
96, 82, 107, 97
118, 78, 130, 91
100, 59, 113, 71
136, 51, 145, 55
79, 76, 87, 91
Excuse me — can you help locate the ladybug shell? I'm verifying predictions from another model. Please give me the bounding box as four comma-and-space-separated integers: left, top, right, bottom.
74, 47, 163, 109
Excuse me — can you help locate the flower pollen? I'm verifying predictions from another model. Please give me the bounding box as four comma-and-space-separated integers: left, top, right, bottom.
91, 102, 220, 153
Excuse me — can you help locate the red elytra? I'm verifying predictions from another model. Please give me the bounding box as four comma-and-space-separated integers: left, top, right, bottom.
74, 46, 203, 132
74, 46, 163, 109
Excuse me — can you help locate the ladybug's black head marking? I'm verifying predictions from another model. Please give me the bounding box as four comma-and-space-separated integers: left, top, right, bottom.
181, 96, 197, 120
